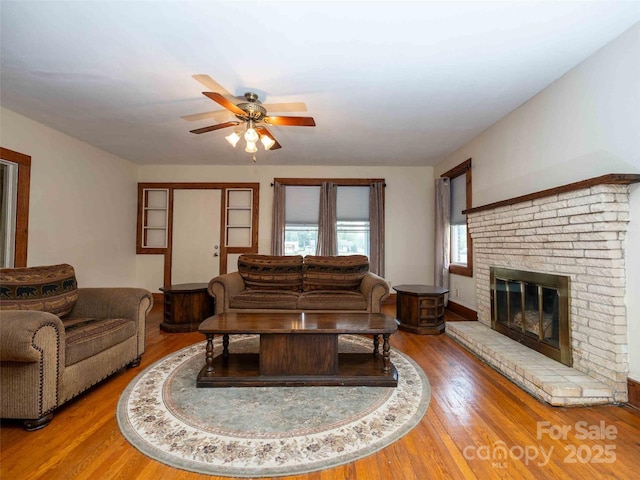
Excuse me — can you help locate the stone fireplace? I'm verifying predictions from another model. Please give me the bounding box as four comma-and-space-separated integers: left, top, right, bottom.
446, 174, 640, 406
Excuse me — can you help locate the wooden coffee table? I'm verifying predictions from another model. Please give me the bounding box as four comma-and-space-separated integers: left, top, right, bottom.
197, 312, 398, 387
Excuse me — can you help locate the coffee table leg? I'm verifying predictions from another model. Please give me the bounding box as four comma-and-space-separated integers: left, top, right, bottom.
223, 334, 230, 360
382, 334, 391, 373
373, 334, 380, 356
205, 333, 215, 373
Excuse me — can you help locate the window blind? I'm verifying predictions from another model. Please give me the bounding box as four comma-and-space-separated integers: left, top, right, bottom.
450, 175, 467, 226
337, 186, 369, 221
285, 186, 320, 224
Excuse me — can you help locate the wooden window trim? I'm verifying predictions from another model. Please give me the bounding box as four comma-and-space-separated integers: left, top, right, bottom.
137, 182, 259, 286
0, 147, 31, 267
273, 178, 385, 186
441, 159, 473, 277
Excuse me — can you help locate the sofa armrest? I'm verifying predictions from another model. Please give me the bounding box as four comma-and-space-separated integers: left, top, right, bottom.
360, 272, 390, 313
67, 288, 152, 355
69, 288, 153, 320
209, 272, 246, 314
0, 310, 65, 363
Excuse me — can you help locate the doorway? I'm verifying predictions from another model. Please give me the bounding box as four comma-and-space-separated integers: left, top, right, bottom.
171, 189, 221, 284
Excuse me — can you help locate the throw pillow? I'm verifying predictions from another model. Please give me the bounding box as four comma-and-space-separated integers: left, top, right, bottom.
237, 254, 303, 291
303, 255, 369, 291
0, 263, 79, 317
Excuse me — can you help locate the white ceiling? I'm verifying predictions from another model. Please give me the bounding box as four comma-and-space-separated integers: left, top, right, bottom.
1, 1, 638, 166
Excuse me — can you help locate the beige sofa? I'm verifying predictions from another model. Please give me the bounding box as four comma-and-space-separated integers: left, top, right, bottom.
209, 254, 389, 314
0, 264, 152, 430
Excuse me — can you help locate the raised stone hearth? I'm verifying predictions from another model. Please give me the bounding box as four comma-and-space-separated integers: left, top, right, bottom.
446, 322, 613, 405
447, 174, 640, 406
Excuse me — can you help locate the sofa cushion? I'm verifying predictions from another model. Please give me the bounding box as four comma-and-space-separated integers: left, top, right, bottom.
63, 317, 136, 366
297, 291, 368, 310
0, 263, 79, 318
238, 254, 303, 292
303, 255, 369, 292
229, 290, 300, 310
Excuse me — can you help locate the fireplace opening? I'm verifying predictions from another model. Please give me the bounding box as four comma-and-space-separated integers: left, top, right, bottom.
490, 267, 571, 367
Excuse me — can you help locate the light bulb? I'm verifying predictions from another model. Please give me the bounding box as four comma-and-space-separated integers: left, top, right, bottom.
244, 127, 259, 143
261, 135, 276, 150
225, 132, 240, 147
245, 140, 258, 153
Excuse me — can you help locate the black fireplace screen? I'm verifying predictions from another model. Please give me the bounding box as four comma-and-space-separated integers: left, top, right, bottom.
491, 268, 571, 366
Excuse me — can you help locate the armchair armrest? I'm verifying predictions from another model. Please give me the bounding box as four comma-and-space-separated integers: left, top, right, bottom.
208, 272, 246, 314
0, 310, 65, 420
360, 272, 390, 313
0, 311, 65, 363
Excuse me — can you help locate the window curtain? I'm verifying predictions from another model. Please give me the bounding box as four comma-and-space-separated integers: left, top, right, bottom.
271, 181, 285, 255
435, 177, 450, 305
369, 181, 385, 276
316, 182, 337, 255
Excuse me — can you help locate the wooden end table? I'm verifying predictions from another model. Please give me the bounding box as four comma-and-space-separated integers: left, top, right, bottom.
393, 284, 449, 335
159, 283, 215, 333
197, 312, 398, 387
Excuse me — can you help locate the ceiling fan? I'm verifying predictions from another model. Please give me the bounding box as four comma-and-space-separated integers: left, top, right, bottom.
183, 75, 316, 160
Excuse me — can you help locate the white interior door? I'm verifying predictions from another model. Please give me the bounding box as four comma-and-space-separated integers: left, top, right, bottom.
171, 189, 221, 285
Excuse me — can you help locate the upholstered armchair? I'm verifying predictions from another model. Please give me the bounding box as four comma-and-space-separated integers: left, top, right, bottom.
0, 264, 152, 430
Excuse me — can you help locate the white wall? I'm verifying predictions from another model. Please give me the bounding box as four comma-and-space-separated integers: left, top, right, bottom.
0, 107, 139, 287
435, 24, 640, 379
137, 165, 434, 293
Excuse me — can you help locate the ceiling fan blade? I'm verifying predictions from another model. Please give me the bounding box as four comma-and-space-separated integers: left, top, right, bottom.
181, 110, 233, 122
261, 102, 307, 113
202, 92, 246, 116
192, 74, 235, 98
189, 121, 239, 135
256, 126, 282, 150
263, 116, 316, 127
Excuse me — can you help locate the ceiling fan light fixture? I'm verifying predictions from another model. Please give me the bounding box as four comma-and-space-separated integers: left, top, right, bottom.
260, 135, 276, 150
225, 131, 241, 147
185, 79, 316, 159
244, 119, 259, 143
245, 140, 258, 153
245, 127, 259, 143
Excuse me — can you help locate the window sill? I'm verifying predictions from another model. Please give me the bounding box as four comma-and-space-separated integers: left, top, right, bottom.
449, 264, 473, 277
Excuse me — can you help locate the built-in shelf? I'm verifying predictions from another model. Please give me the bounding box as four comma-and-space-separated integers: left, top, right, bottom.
226, 189, 253, 247
140, 188, 169, 249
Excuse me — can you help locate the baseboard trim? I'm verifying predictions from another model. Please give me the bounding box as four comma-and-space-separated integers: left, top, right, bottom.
628, 378, 640, 412
446, 301, 477, 321
383, 293, 397, 305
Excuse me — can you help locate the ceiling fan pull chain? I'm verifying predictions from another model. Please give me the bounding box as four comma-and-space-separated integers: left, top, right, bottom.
252, 153, 257, 163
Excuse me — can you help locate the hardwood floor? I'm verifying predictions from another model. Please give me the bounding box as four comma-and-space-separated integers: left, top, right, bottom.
2, 304, 639, 479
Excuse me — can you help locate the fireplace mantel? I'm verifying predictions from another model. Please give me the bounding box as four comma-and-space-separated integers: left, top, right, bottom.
464, 173, 640, 215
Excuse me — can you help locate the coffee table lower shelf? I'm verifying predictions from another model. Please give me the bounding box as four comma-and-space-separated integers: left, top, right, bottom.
197, 353, 398, 387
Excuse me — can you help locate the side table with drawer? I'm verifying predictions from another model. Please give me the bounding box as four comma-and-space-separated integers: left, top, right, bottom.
392, 284, 449, 335
159, 283, 215, 333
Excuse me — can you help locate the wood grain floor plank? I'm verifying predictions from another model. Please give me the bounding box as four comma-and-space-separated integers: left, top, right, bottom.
2, 305, 639, 479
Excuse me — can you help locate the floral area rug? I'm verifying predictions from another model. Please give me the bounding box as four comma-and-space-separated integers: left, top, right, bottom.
117, 334, 430, 477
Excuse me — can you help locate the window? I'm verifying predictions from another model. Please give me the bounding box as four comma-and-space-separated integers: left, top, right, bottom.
283, 185, 372, 256
0, 148, 30, 268
336, 186, 370, 256
0, 160, 18, 267
284, 186, 320, 255
442, 159, 472, 277
274, 178, 385, 275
